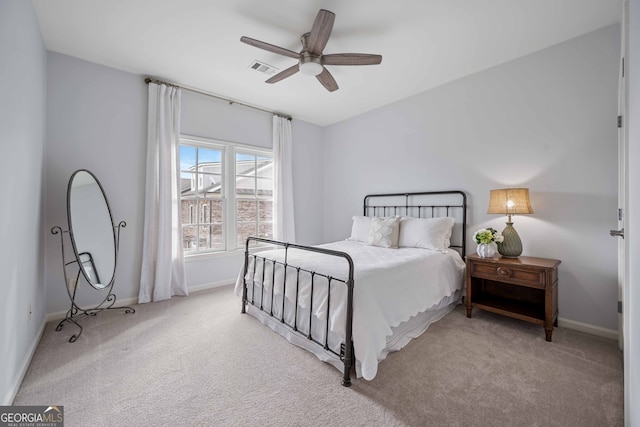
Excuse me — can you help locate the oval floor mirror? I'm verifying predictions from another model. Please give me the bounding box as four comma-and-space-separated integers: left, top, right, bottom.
51, 169, 135, 342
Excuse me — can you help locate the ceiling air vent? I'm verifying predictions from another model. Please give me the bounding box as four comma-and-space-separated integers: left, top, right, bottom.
248, 60, 278, 75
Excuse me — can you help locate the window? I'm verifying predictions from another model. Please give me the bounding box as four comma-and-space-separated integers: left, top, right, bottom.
188, 205, 194, 224
235, 151, 274, 247
179, 143, 224, 253
180, 137, 273, 255
202, 205, 208, 223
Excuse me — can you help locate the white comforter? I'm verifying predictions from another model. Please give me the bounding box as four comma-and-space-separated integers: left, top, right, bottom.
235, 240, 465, 380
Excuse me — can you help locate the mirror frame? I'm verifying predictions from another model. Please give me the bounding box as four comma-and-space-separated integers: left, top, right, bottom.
66, 169, 117, 290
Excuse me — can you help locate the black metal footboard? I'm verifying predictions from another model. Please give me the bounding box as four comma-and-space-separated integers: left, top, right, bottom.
241, 236, 355, 387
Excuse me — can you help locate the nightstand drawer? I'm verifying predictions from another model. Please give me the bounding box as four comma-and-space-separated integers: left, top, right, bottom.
470, 262, 545, 288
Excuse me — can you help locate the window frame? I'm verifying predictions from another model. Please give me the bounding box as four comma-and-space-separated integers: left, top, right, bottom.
180, 135, 274, 258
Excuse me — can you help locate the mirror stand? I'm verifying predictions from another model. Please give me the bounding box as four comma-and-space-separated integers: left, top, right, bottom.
51, 169, 136, 343
51, 223, 134, 342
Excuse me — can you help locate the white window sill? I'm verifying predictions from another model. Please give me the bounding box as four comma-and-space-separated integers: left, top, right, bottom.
184, 249, 243, 262
184, 245, 272, 262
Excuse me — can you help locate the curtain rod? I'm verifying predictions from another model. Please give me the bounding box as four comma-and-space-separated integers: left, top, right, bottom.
144, 77, 292, 121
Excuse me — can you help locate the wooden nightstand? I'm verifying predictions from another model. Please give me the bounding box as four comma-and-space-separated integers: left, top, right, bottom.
465, 253, 561, 342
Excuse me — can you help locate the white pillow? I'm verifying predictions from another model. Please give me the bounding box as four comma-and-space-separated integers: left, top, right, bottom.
348, 216, 372, 243
398, 216, 456, 252
368, 216, 401, 248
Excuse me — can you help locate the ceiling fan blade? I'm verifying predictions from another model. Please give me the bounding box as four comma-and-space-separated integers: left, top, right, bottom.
307, 9, 335, 55
316, 68, 338, 92
322, 53, 383, 66
240, 36, 300, 60
266, 64, 300, 84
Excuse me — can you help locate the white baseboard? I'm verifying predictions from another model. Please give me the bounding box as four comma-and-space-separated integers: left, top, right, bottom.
188, 279, 234, 294
45, 296, 139, 323
3, 319, 47, 405
558, 317, 618, 341
45, 281, 233, 322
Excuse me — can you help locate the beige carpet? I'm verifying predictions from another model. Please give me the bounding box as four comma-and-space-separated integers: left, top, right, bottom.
14, 285, 623, 426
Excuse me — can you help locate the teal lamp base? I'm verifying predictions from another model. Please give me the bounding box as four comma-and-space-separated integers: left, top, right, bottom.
497, 222, 522, 258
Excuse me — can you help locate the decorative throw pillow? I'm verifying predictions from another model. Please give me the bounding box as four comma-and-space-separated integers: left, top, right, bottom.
398, 216, 456, 252
367, 216, 401, 248
348, 216, 372, 243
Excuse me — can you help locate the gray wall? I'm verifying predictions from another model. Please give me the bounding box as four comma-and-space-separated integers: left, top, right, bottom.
44, 53, 325, 314
44, 52, 147, 312
0, 1, 46, 405
323, 25, 621, 332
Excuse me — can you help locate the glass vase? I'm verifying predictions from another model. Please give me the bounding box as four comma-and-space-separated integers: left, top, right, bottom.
476, 242, 496, 258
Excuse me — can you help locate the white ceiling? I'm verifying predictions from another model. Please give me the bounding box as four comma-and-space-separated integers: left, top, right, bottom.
32, 0, 621, 126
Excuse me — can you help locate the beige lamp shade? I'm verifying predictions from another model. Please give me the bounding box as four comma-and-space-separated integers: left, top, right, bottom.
486, 188, 533, 258
487, 188, 533, 217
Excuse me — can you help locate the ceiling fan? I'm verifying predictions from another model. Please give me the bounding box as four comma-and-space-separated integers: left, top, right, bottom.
240, 9, 382, 92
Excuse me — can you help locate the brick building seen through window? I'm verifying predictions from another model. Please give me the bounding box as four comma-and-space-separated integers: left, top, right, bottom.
180, 141, 273, 254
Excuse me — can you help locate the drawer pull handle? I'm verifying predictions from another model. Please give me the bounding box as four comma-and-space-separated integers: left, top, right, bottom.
497, 267, 510, 276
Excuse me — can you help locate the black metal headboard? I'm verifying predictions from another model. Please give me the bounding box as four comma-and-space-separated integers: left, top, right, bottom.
363, 191, 467, 257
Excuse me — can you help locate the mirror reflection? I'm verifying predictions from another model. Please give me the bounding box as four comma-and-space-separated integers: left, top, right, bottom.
68, 170, 116, 289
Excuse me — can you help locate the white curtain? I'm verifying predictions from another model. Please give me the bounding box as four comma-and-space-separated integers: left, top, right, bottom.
139, 83, 188, 303
273, 115, 296, 242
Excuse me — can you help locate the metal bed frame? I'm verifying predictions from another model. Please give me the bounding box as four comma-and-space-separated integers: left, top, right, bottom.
241, 191, 467, 386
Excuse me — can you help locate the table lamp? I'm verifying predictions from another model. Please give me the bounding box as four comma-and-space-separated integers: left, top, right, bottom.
487, 188, 533, 258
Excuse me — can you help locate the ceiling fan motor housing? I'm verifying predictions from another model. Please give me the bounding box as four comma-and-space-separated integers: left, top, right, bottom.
299, 33, 323, 76
299, 54, 323, 76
